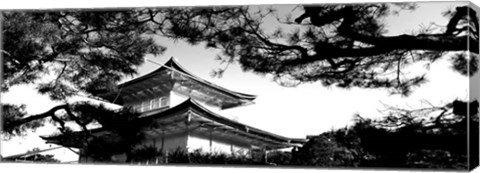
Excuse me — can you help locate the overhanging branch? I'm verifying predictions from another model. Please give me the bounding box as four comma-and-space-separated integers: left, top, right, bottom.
3, 105, 70, 131
293, 4, 479, 63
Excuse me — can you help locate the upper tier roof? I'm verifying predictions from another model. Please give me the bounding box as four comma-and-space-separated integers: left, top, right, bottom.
98, 57, 256, 109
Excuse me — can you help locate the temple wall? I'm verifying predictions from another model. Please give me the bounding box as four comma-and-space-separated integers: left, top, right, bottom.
136, 128, 253, 156
187, 130, 251, 156
150, 130, 188, 152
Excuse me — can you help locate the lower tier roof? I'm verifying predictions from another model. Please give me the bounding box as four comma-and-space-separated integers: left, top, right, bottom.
41, 99, 306, 150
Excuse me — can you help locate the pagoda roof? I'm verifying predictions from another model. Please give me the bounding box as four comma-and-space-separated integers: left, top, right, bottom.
97, 57, 256, 109
41, 99, 306, 150
123, 57, 255, 100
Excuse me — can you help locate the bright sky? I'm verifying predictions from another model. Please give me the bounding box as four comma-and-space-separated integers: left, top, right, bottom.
0, 0, 473, 164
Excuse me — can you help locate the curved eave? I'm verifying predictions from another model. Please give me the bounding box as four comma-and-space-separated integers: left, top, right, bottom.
146, 99, 305, 146
168, 58, 256, 100
188, 99, 303, 145
117, 57, 257, 101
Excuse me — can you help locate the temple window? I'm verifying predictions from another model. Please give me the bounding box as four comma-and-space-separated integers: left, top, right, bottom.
141, 101, 151, 112
151, 98, 160, 109
130, 96, 169, 112
132, 104, 142, 112
160, 97, 169, 107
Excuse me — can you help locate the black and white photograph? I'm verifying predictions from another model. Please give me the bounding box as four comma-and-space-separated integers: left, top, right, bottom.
1, 0, 479, 172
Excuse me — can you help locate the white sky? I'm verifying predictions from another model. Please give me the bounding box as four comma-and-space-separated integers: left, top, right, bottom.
0, 0, 474, 168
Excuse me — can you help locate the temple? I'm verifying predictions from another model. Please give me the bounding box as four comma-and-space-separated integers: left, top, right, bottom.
42, 57, 305, 162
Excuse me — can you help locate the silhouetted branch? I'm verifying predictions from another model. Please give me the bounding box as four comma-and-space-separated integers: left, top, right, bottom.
4, 105, 69, 131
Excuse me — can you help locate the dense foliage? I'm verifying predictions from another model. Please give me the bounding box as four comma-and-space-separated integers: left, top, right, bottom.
292, 100, 478, 169
0, 7, 247, 136
36, 102, 155, 162
2, 104, 45, 138
2, 11, 165, 98
123, 147, 263, 165
162, 4, 478, 96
